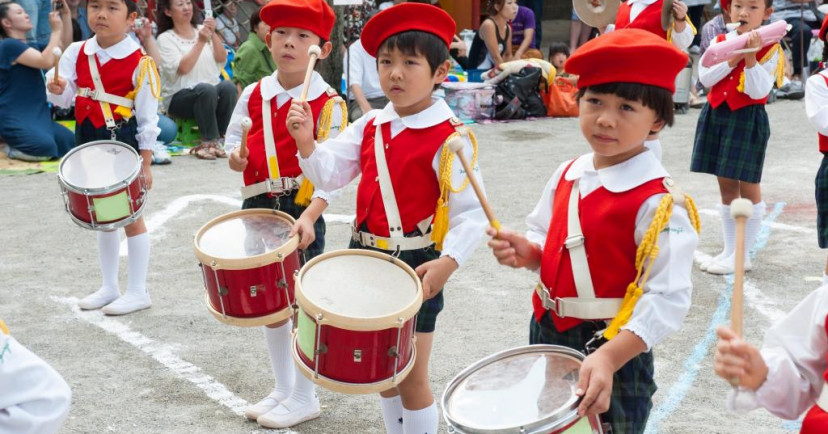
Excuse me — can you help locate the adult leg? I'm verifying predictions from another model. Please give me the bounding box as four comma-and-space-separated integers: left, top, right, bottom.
788, 18, 812, 79
578, 19, 593, 47
52, 122, 75, 157
688, 5, 704, 47
569, 18, 582, 53
215, 80, 238, 137
167, 83, 220, 141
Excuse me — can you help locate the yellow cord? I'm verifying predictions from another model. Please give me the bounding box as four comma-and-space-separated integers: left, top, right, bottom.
294, 97, 348, 207
431, 129, 480, 250
0, 319, 7, 336
666, 15, 698, 43
736, 44, 784, 93
114, 56, 161, 119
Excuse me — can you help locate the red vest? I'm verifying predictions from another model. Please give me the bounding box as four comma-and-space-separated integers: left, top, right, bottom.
74, 42, 143, 128
707, 35, 777, 110
355, 119, 454, 236
615, 0, 668, 39
799, 314, 828, 433
534, 160, 668, 331
243, 83, 334, 186
819, 75, 828, 153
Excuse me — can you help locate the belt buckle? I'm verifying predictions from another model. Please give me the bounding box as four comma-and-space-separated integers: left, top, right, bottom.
267, 178, 285, 195
564, 235, 584, 249
584, 330, 608, 355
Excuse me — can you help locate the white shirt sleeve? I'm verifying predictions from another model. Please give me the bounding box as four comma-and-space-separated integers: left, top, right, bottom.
670, 22, 694, 51
698, 58, 735, 88
224, 82, 256, 153
621, 195, 699, 350
525, 161, 569, 250
45, 42, 82, 109
132, 61, 161, 151
310, 99, 348, 203
806, 74, 828, 136
0, 336, 72, 434
347, 44, 365, 89
726, 286, 828, 419
157, 32, 183, 80
743, 49, 778, 100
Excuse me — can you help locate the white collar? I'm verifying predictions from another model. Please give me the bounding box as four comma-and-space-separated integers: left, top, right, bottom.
83, 35, 141, 59
628, 0, 658, 5
564, 150, 669, 193
260, 71, 329, 101
373, 98, 455, 129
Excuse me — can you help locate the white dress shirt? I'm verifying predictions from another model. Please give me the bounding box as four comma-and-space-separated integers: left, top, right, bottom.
225, 71, 344, 203
806, 71, 828, 137
606, 0, 695, 50
157, 28, 225, 110
727, 286, 828, 420
45, 36, 161, 151
698, 30, 779, 100
297, 98, 488, 266
344, 39, 385, 101
525, 150, 698, 350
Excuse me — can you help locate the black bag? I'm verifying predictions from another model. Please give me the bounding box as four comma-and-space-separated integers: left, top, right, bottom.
494, 66, 546, 120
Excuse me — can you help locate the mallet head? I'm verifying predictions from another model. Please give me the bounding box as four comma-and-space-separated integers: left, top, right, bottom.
52, 47, 62, 58
307, 45, 322, 58
730, 198, 754, 219
240, 117, 252, 131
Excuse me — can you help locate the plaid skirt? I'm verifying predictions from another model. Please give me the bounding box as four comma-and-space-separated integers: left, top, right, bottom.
690, 102, 770, 183
242, 191, 326, 261
530, 313, 657, 434
348, 233, 443, 334
816, 154, 828, 248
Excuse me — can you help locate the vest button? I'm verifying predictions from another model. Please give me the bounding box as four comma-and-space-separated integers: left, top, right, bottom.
723, 92, 728, 96
375, 176, 379, 182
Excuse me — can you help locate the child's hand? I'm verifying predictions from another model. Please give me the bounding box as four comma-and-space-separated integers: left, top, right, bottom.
415, 256, 458, 300
228, 147, 248, 172
140, 150, 153, 189
47, 77, 67, 95
671, 0, 688, 20
289, 215, 316, 250
713, 326, 768, 390
575, 351, 615, 417
286, 100, 314, 144
486, 227, 541, 270
744, 30, 762, 50
48, 11, 62, 32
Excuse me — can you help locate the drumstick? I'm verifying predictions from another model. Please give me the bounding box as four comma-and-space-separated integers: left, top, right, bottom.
239, 117, 252, 158
291, 45, 322, 130
729, 198, 753, 387
52, 47, 62, 85
447, 133, 501, 232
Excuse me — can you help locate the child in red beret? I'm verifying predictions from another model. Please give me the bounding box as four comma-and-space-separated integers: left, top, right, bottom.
487, 29, 700, 434
288, 3, 487, 433
222, 0, 347, 429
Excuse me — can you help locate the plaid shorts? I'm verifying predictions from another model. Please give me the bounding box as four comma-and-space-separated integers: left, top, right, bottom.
691, 102, 770, 183
347, 238, 443, 333
242, 191, 326, 262
816, 154, 828, 248
530, 313, 657, 434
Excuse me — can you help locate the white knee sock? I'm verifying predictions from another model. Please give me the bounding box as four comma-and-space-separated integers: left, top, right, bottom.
380, 395, 404, 434
402, 402, 438, 434
717, 204, 735, 260
126, 233, 150, 296
282, 366, 315, 408
98, 231, 121, 291
744, 201, 766, 257
265, 323, 294, 402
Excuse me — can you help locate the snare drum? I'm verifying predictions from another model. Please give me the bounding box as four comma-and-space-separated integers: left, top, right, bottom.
292, 249, 423, 394
58, 140, 148, 231
194, 209, 301, 327
442, 345, 604, 434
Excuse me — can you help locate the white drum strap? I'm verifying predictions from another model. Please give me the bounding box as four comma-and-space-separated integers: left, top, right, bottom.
373, 124, 405, 238
86, 55, 127, 133
261, 89, 281, 180
567, 179, 596, 299
818, 382, 828, 412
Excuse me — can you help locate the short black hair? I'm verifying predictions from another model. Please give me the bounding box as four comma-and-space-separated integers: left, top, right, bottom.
547, 42, 570, 60
377, 30, 448, 73
249, 6, 262, 33
577, 82, 675, 127
87, 0, 136, 15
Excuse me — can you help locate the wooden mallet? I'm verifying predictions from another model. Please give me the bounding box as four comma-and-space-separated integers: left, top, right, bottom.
729, 198, 754, 387
447, 131, 501, 232
52, 47, 62, 85
291, 45, 322, 130
239, 117, 252, 159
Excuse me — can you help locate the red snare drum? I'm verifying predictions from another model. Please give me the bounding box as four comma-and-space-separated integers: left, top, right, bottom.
58, 140, 148, 231
194, 209, 301, 327
292, 249, 423, 394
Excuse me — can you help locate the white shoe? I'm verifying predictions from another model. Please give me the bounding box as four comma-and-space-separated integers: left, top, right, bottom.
101, 292, 151, 315
706, 256, 753, 275
151, 142, 172, 165
78, 287, 120, 310
244, 392, 287, 420
257, 396, 321, 429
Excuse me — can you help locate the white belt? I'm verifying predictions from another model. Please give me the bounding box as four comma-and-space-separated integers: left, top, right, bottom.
241, 177, 300, 200
76, 87, 135, 109
535, 283, 623, 320
351, 227, 434, 252
818, 382, 828, 412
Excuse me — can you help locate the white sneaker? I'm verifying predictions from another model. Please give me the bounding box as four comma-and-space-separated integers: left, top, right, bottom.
706, 256, 753, 275
257, 396, 321, 429
151, 142, 172, 165
101, 291, 152, 315
78, 287, 120, 310
244, 391, 287, 420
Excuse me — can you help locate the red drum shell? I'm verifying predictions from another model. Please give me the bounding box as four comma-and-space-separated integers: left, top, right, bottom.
63, 172, 146, 226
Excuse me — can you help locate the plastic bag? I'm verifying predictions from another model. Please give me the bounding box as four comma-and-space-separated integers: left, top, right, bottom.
544, 76, 579, 118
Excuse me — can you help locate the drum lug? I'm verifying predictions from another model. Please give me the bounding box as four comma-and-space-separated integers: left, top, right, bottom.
387, 346, 399, 358
277, 278, 287, 289
353, 349, 362, 363
218, 286, 229, 296
250, 285, 258, 297
315, 343, 327, 355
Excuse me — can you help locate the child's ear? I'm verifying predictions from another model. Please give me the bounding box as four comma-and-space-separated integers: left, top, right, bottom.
128, 11, 138, 23
265, 31, 271, 48
763, 7, 773, 20
432, 59, 451, 85
650, 118, 666, 135
317, 40, 333, 60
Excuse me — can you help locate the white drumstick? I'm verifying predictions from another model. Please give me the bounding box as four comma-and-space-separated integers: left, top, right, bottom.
448, 133, 501, 232
291, 45, 322, 130
728, 198, 753, 388
239, 117, 252, 158
52, 47, 62, 85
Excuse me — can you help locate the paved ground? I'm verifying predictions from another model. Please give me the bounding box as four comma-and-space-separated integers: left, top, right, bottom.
0, 98, 819, 433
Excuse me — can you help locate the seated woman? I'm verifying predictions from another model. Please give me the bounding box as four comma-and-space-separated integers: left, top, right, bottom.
468, 0, 518, 71
157, 0, 236, 160
0, 2, 74, 162
232, 7, 275, 91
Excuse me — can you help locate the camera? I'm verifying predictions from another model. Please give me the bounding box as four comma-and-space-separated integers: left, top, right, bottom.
53, 0, 63, 11
134, 18, 144, 29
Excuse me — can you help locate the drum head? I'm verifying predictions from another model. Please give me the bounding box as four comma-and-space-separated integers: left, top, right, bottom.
197, 211, 293, 260
300, 253, 419, 319
60, 141, 139, 190
443, 345, 584, 433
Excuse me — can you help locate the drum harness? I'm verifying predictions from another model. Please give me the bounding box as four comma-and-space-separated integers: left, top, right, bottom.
535, 176, 701, 354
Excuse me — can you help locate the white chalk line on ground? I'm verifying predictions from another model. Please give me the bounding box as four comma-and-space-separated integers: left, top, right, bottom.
119, 194, 355, 256
699, 208, 814, 235
645, 202, 785, 434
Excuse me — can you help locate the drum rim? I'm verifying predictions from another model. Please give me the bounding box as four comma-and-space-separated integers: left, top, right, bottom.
441, 344, 585, 434
58, 140, 143, 195
294, 249, 423, 331
193, 209, 300, 270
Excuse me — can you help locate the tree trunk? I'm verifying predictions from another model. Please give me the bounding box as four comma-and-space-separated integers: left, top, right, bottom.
317, 1, 345, 95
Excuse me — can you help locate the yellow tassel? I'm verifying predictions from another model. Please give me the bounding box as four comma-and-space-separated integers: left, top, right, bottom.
429, 130, 479, 249
431, 198, 450, 251
293, 97, 349, 207
294, 178, 315, 207
112, 56, 161, 119
737, 44, 784, 93
0, 319, 7, 336
666, 16, 697, 43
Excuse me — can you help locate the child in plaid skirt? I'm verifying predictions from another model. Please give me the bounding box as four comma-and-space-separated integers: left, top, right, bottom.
690, 0, 782, 275
805, 15, 828, 285
488, 29, 699, 434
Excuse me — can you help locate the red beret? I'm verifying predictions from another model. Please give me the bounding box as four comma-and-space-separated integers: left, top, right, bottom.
361, 3, 456, 58
820, 14, 828, 41
720, 0, 730, 14
565, 29, 689, 93
260, 0, 335, 41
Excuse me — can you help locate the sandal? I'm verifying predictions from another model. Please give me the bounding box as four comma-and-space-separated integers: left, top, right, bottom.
190, 144, 216, 160
210, 143, 227, 158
